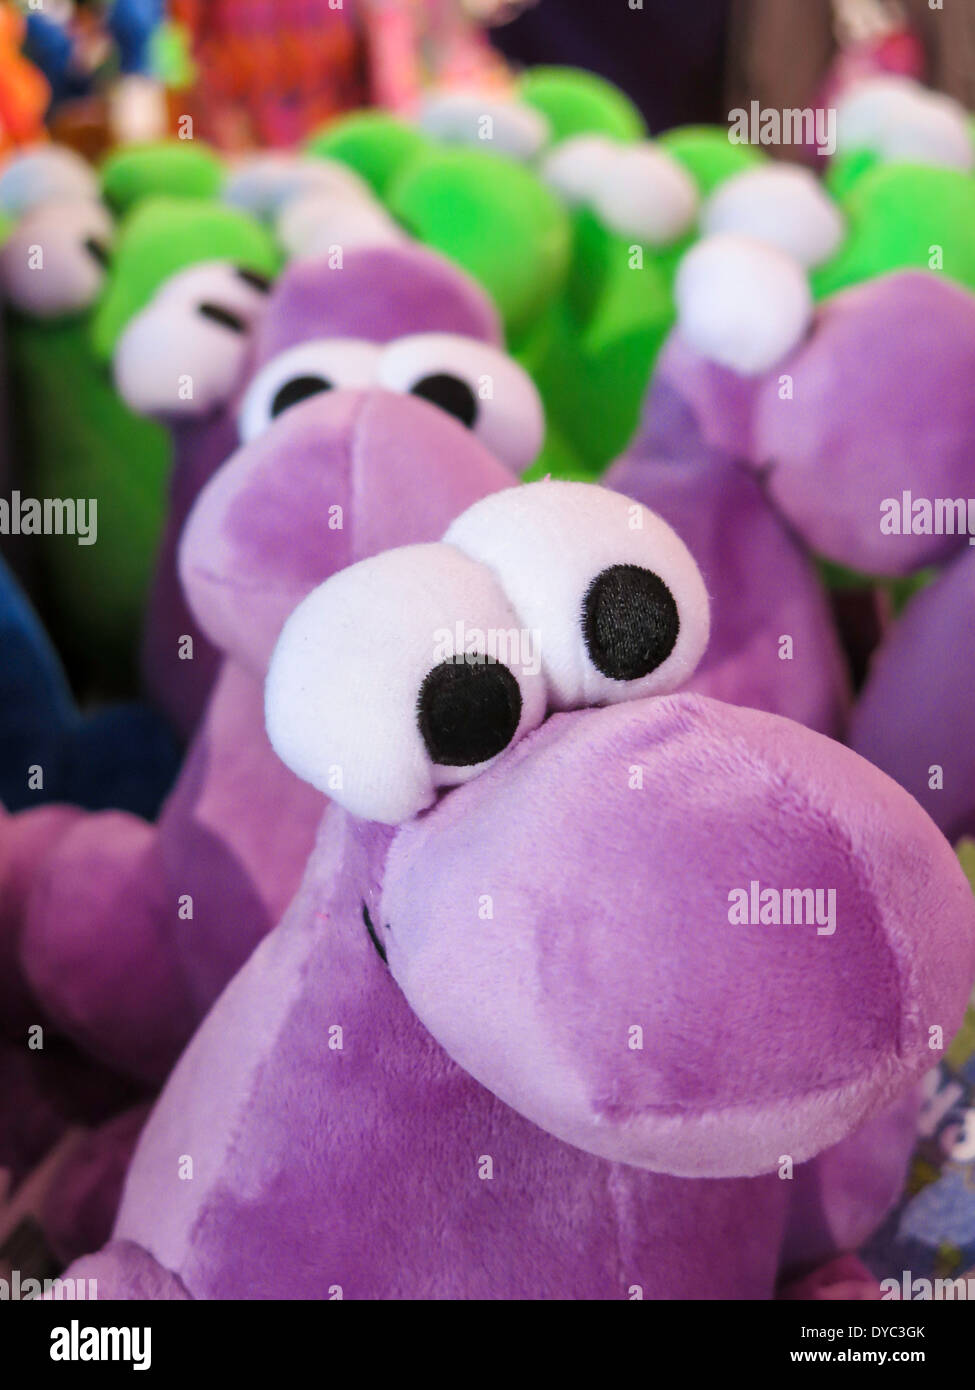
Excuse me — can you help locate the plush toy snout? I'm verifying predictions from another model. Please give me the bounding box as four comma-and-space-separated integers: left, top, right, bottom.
380, 692, 975, 1179
179, 387, 522, 679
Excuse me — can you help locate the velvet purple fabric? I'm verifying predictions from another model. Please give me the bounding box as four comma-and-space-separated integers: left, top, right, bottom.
850, 545, 975, 841
61, 692, 975, 1298
644, 270, 975, 582
2, 249, 512, 1097
606, 372, 850, 736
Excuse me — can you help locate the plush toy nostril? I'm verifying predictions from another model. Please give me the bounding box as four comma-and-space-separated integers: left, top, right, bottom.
582, 564, 680, 681
417, 659, 523, 767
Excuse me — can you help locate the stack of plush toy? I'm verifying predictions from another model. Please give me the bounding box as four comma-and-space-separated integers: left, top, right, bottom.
2, 62, 975, 1300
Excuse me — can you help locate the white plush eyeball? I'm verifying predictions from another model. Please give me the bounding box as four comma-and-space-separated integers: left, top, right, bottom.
0, 145, 98, 218
0, 199, 113, 318
444, 481, 710, 711
588, 143, 699, 245
701, 165, 845, 269
836, 76, 974, 172
114, 261, 273, 418
418, 89, 550, 161
237, 338, 383, 442
276, 188, 406, 260
265, 543, 547, 824
540, 134, 623, 204
674, 233, 812, 375
223, 153, 375, 221
377, 333, 544, 472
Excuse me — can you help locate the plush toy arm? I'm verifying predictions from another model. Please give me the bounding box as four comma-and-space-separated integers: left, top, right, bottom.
19, 812, 196, 1084
54, 1240, 190, 1301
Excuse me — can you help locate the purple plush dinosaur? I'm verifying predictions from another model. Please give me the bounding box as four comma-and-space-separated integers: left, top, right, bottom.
849, 545, 975, 841
2, 245, 530, 1095
58, 482, 975, 1300
658, 237, 975, 580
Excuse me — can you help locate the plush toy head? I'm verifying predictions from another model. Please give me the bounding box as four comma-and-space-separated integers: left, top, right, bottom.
91, 195, 280, 361
179, 245, 541, 680
266, 481, 975, 1177
0, 145, 110, 319
833, 75, 974, 177
753, 270, 975, 575
814, 162, 975, 299
650, 231, 975, 577
98, 140, 226, 217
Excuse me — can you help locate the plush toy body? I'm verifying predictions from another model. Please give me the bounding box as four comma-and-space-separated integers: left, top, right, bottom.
62, 485, 975, 1299
0, 149, 278, 695
6, 247, 525, 1089
850, 546, 975, 841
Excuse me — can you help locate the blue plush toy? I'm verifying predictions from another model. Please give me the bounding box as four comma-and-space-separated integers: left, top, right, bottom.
0, 552, 180, 817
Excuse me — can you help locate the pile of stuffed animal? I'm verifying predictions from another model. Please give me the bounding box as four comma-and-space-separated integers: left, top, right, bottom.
2, 62, 975, 1301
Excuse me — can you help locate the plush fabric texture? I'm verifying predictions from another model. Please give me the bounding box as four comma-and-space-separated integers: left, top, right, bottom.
753, 272, 975, 576
834, 77, 973, 172
91, 197, 280, 361
850, 545, 975, 842
62, 689, 975, 1298
305, 112, 432, 199
98, 141, 226, 217
657, 126, 765, 199
517, 65, 647, 144
8, 250, 519, 1094
388, 147, 570, 343
674, 234, 813, 377
813, 164, 975, 299
606, 386, 850, 737
700, 166, 845, 270
0, 552, 180, 815
5, 313, 171, 689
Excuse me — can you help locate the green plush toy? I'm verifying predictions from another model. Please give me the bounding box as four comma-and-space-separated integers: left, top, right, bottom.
0, 142, 278, 695
308, 69, 705, 475
99, 140, 226, 217
813, 162, 975, 299
658, 125, 767, 198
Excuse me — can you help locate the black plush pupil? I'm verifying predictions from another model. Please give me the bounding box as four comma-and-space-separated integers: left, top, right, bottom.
417, 659, 522, 767
84, 237, 110, 268
198, 302, 247, 334
236, 267, 272, 293
410, 374, 478, 429
270, 375, 333, 417
582, 564, 680, 681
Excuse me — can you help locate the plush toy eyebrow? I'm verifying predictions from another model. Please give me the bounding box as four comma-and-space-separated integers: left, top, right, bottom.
236, 267, 273, 293
197, 302, 249, 333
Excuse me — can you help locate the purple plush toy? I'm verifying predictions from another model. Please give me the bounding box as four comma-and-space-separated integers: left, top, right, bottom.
4, 245, 541, 1092
849, 545, 975, 841
605, 365, 850, 737
661, 236, 975, 580
59, 482, 975, 1300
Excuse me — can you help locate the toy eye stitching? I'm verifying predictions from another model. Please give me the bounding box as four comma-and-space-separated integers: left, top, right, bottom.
409, 373, 479, 429
582, 564, 681, 682
270, 375, 333, 418
83, 236, 110, 269
197, 302, 249, 334
416, 658, 523, 767
236, 267, 272, 294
